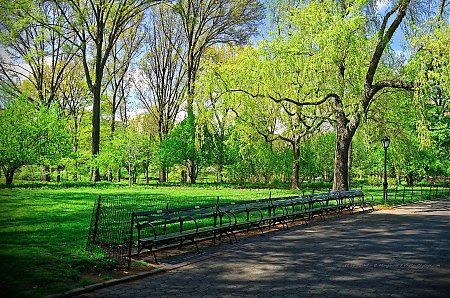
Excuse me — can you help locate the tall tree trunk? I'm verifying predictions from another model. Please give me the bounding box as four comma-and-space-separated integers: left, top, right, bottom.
291, 142, 300, 190
332, 95, 358, 191
333, 130, 352, 191
186, 160, 197, 184
159, 166, 167, 183
42, 165, 51, 182
91, 71, 102, 182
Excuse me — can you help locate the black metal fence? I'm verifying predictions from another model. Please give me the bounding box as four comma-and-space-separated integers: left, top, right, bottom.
390, 184, 450, 205
85, 194, 227, 266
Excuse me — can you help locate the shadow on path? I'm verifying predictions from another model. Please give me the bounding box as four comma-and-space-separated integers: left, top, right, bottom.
81, 199, 450, 298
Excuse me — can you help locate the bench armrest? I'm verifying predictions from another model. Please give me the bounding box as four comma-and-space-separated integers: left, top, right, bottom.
137, 222, 157, 241
181, 216, 199, 233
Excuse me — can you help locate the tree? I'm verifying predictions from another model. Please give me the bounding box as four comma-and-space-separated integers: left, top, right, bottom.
170, 0, 264, 183
58, 59, 91, 180
160, 115, 214, 183
135, 4, 186, 182
52, 0, 157, 181
256, 0, 421, 191
209, 38, 331, 189
0, 0, 75, 105
0, 97, 70, 185
104, 14, 144, 137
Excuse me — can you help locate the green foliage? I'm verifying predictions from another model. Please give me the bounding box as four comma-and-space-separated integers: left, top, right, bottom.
0, 97, 71, 184
160, 115, 215, 175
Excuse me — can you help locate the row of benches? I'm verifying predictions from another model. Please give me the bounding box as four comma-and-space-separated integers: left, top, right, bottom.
127, 190, 374, 267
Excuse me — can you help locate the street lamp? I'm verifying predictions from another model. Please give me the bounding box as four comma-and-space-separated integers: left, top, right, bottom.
381, 136, 390, 205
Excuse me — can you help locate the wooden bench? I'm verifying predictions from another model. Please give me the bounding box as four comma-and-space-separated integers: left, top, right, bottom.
343, 189, 375, 211
129, 204, 233, 265
127, 190, 374, 266
217, 198, 288, 236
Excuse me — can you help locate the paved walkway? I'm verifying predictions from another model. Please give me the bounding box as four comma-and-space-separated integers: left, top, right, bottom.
80, 199, 450, 297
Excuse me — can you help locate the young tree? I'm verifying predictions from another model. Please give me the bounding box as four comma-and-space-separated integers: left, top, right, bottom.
0, 97, 70, 185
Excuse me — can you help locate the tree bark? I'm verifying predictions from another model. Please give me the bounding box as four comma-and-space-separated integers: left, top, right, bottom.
186, 159, 197, 184
291, 142, 300, 190
91, 83, 101, 182
128, 163, 132, 187
42, 165, 51, 182
159, 166, 167, 183
145, 165, 149, 184
333, 130, 352, 191
4, 169, 15, 185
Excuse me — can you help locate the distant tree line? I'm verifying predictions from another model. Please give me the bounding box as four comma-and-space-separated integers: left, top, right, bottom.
0, 0, 449, 188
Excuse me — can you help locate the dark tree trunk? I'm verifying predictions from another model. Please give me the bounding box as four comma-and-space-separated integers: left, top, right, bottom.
291, 142, 300, 190
159, 166, 167, 183
128, 163, 132, 187
217, 164, 223, 183
186, 160, 197, 184
333, 130, 352, 191
332, 95, 358, 192
42, 165, 51, 182
56, 166, 62, 183
91, 85, 101, 182
4, 169, 15, 185
145, 165, 149, 185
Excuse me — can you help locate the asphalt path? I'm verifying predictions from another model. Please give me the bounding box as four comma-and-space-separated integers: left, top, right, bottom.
79, 199, 450, 298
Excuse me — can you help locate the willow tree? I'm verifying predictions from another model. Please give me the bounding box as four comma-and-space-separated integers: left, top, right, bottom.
255, 0, 446, 191
169, 0, 264, 183
207, 44, 331, 189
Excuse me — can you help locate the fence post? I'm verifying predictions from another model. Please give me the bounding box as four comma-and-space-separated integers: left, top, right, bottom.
128, 212, 135, 268
402, 186, 406, 204
394, 186, 398, 203
92, 195, 102, 245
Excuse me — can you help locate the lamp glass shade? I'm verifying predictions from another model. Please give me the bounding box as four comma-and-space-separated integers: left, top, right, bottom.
381, 136, 390, 149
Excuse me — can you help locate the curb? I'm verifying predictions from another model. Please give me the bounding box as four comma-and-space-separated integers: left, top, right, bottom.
45, 267, 168, 298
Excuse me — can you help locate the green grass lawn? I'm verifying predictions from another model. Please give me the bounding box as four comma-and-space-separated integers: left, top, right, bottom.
0, 184, 303, 298
0, 182, 448, 298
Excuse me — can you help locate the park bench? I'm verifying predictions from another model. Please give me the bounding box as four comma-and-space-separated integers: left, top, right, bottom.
217, 198, 288, 236
129, 204, 233, 264
127, 190, 374, 266
344, 189, 375, 211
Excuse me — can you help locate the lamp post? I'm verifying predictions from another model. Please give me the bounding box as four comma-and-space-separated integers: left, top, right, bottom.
381, 136, 390, 205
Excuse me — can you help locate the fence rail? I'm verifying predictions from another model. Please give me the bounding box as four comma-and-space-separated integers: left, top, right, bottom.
390, 184, 450, 205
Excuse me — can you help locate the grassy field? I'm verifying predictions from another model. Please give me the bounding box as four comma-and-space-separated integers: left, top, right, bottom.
0, 183, 303, 298
0, 182, 448, 298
